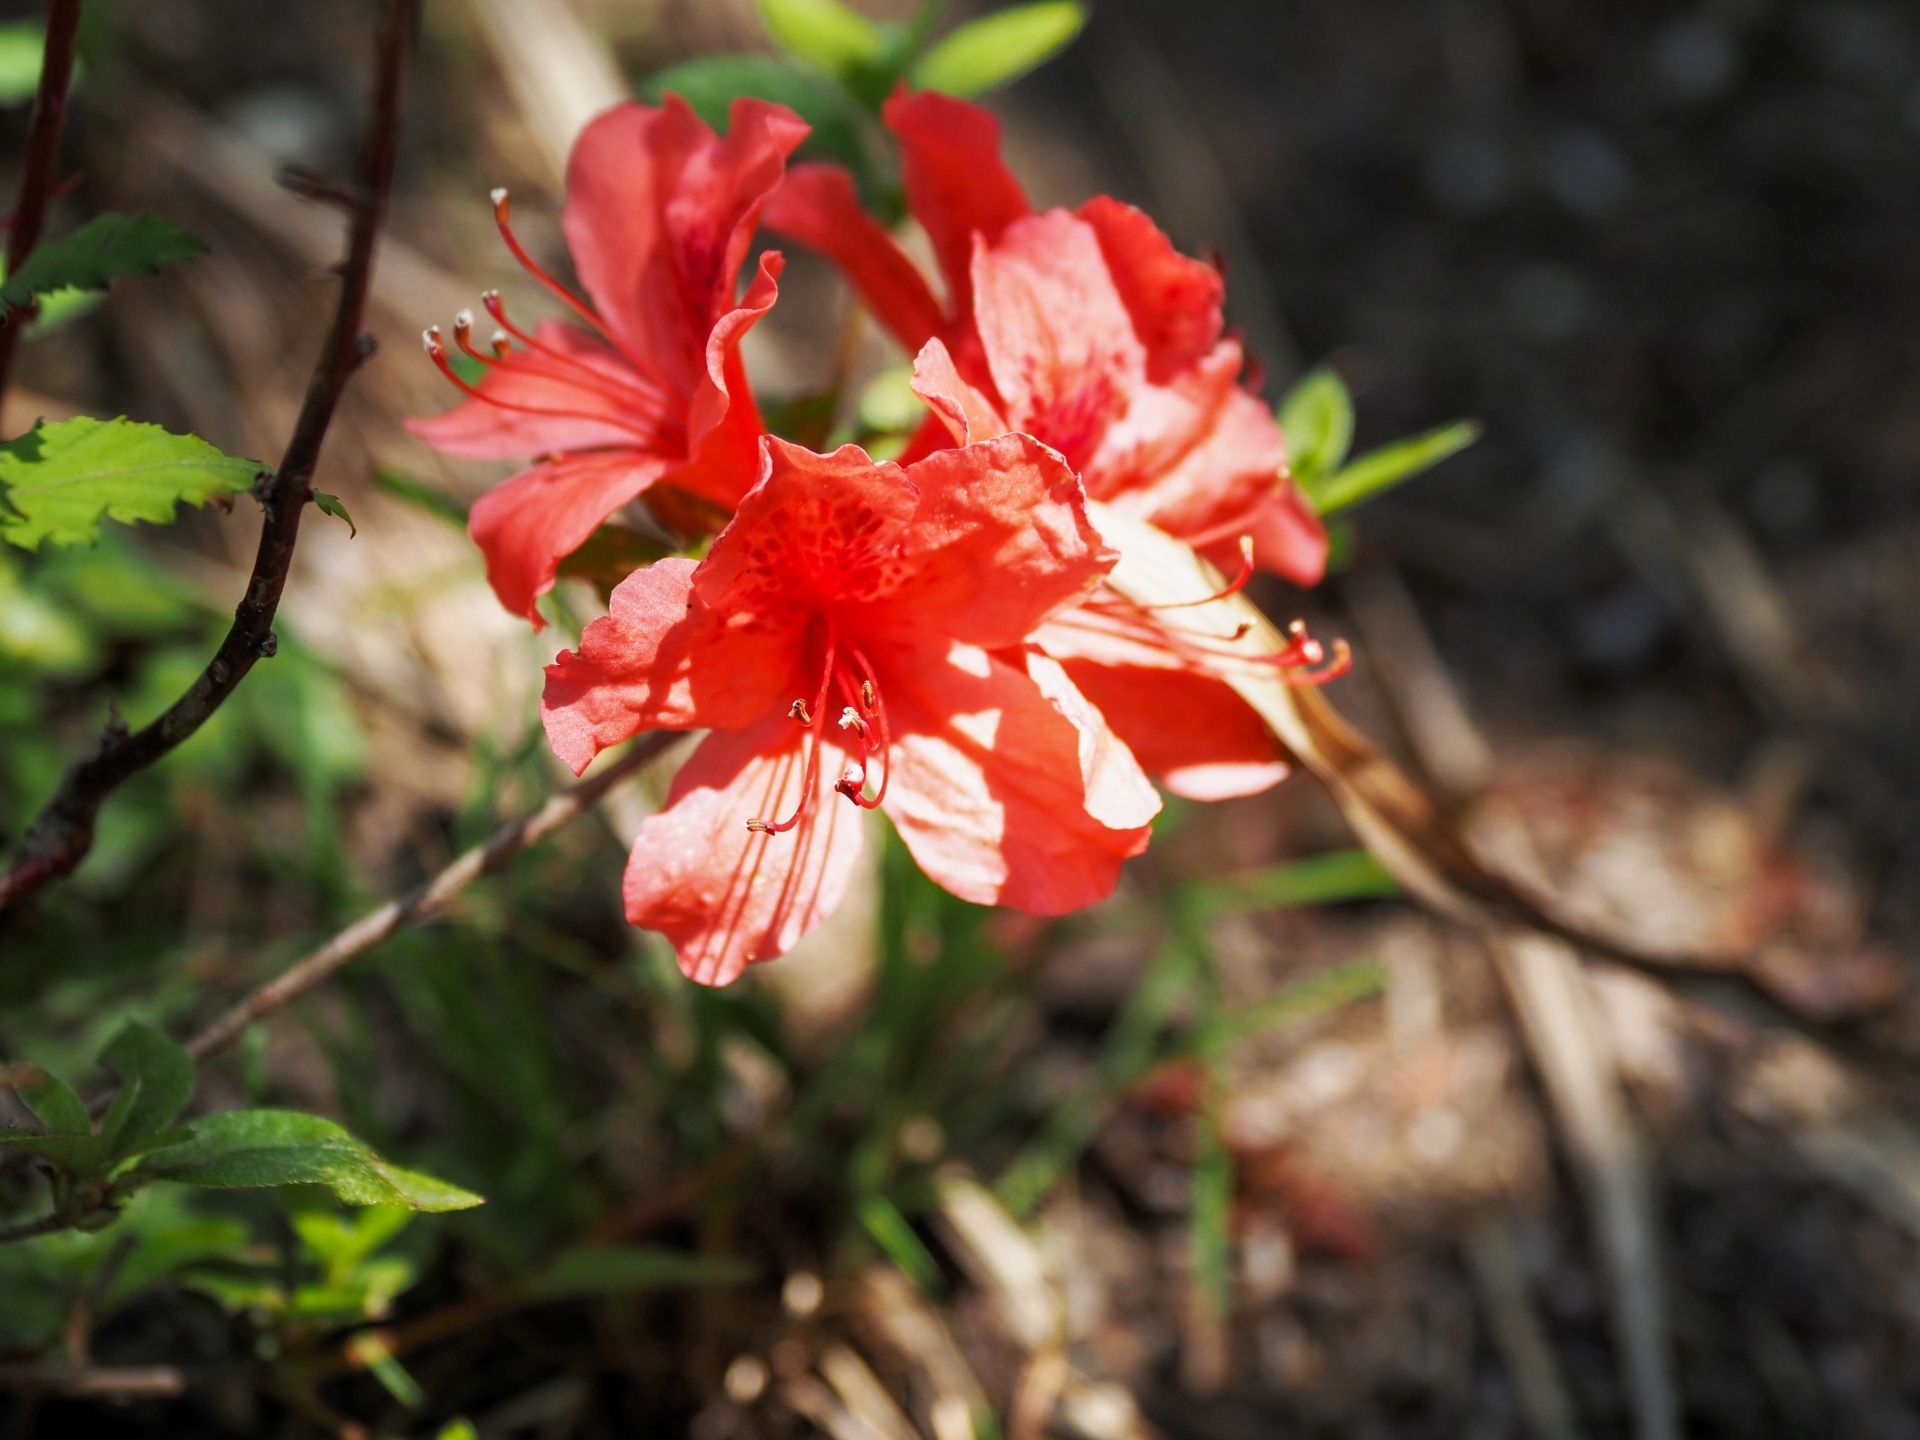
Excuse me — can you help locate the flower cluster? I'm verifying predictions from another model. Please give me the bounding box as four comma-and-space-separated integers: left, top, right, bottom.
412, 91, 1346, 986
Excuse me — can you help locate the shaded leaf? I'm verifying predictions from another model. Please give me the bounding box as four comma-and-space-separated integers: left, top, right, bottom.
313, 490, 356, 537
0, 418, 263, 551
1277, 367, 1354, 484
124, 1110, 483, 1212
756, 0, 885, 78
526, 1244, 756, 1299
11, 1064, 89, 1135
556, 526, 673, 600
99, 1022, 195, 1159
1, 212, 207, 311
1189, 847, 1398, 919
912, 2, 1086, 97
1304, 420, 1481, 515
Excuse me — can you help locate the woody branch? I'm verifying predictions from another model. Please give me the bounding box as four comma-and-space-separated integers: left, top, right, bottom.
0, 0, 422, 917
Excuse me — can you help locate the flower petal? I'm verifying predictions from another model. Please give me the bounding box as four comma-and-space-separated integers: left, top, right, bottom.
879, 641, 1156, 915
1077, 196, 1224, 383
469, 450, 672, 625
624, 716, 867, 986
883, 89, 1029, 319
563, 96, 808, 393
542, 558, 805, 771
1056, 655, 1289, 801
910, 336, 1008, 446
762, 163, 947, 355
674, 251, 784, 510
971, 210, 1142, 472
1218, 480, 1328, 588
407, 321, 678, 460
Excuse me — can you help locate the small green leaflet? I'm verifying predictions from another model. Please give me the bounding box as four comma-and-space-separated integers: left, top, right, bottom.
755, 0, 884, 79
125, 1109, 483, 1212
913, 2, 1087, 98
313, 491, 356, 537
0, 417, 264, 551
1277, 368, 1355, 484
1, 213, 208, 312
0, 23, 45, 105
1302, 420, 1482, 516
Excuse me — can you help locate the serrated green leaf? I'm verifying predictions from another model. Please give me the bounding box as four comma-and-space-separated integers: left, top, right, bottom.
912, 2, 1085, 97
0, 23, 44, 105
526, 1245, 757, 1299
96, 1077, 142, 1156
1, 213, 207, 311
313, 490, 356, 537
11, 1064, 90, 1134
0, 417, 264, 550
1278, 368, 1354, 485
756, 0, 884, 77
98, 1021, 195, 1159
122, 1110, 483, 1212
1303, 419, 1481, 516
645, 55, 885, 206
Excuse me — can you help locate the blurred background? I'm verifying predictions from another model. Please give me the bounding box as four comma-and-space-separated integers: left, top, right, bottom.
4, 0, 1920, 1436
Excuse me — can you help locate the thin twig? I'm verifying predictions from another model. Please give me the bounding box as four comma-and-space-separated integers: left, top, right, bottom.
185, 734, 674, 1063
0, 0, 421, 916
0, 0, 85, 408
0, 1209, 70, 1243
0, 1363, 186, 1399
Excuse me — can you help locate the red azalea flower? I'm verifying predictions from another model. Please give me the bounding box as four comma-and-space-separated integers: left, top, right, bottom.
408, 96, 809, 625
911, 339, 1347, 802
540, 426, 1160, 986
761, 89, 1328, 588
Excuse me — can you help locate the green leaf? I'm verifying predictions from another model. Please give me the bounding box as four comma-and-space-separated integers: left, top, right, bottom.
0, 213, 207, 312
98, 1022, 196, 1158
312, 490, 356, 537
1277, 368, 1354, 485
756, 0, 885, 77
1187, 847, 1399, 919
526, 1244, 757, 1300
645, 55, 885, 205
1303, 420, 1482, 516
123, 1110, 483, 1212
912, 1, 1085, 97
10, 1064, 90, 1135
0, 23, 44, 106
857, 1193, 945, 1297
0, 417, 264, 551
1202, 957, 1385, 1051
372, 466, 468, 526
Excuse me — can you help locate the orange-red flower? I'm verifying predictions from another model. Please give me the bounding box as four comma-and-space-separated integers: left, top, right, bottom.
541, 424, 1160, 986
409, 96, 809, 625
762, 89, 1328, 587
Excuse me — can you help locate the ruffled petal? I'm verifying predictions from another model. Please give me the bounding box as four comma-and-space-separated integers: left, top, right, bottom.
970, 210, 1142, 472
672, 251, 783, 510
469, 450, 672, 625
1077, 196, 1224, 383
762, 163, 947, 355
407, 321, 679, 460
910, 336, 1008, 446
624, 716, 867, 986
879, 641, 1156, 915
542, 557, 807, 772
883, 89, 1029, 318
563, 96, 808, 394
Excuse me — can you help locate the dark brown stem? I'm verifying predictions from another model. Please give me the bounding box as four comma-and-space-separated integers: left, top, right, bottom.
0, 0, 85, 410
183, 734, 674, 1063
0, 0, 421, 916
0, 1210, 70, 1244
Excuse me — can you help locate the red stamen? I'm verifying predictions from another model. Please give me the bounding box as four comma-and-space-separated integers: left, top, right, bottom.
422, 327, 660, 436
1147, 536, 1255, 610
451, 309, 497, 367
836, 645, 890, 808
480, 288, 679, 432
490, 187, 617, 343
750, 628, 839, 835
